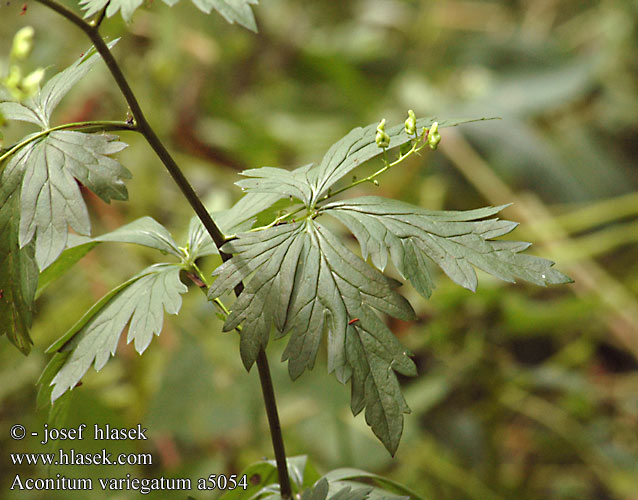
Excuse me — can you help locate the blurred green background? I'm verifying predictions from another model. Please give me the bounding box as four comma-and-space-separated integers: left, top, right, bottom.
1, 0, 637, 498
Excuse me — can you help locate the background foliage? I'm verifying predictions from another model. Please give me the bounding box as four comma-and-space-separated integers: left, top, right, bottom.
1, 0, 637, 498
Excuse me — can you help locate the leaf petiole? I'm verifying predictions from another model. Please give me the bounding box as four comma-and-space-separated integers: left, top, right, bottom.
0, 119, 136, 166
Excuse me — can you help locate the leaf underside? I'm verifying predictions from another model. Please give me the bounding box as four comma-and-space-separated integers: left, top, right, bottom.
11, 131, 129, 270
324, 196, 572, 294
49, 264, 187, 402
210, 219, 417, 455
214, 115, 570, 454
1, 46, 128, 352
1, 44, 130, 271
227, 117, 495, 229
79, 0, 259, 31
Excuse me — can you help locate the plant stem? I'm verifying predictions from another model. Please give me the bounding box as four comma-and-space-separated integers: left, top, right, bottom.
186, 266, 292, 499
33, 2, 293, 497
40, 0, 229, 251
256, 349, 293, 499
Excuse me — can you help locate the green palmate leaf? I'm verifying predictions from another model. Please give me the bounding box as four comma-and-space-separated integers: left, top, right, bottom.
218, 456, 319, 500
321, 469, 420, 500
303, 478, 372, 500
307, 117, 494, 206
219, 163, 316, 234
217, 462, 278, 500
36, 235, 97, 299
0, 165, 38, 354
232, 117, 496, 216
188, 0, 258, 31
235, 164, 314, 206
1, 43, 129, 271
48, 264, 187, 402
10, 130, 130, 270
37, 217, 181, 299
37, 351, 69, 409
215, 190, 275, 234
94, 216, 181, 257
324, 196, 573, 293
79, 0, 144, 22
325, 486, 371, 500
209, 219, 417, 455
80, 0, 259, 31
303, 479, 331, 500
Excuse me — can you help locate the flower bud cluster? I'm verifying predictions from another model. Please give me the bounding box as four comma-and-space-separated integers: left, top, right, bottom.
2, 27, 45, 101
375, 111, 442, 153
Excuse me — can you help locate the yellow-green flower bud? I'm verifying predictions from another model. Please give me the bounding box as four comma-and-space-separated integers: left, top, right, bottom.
428, 121, 441, 150
22, 68, 45, 97
4, 65, 23, 99
404, 109, 416, 135
11, 27, 35, 61
375, 118, 390, 148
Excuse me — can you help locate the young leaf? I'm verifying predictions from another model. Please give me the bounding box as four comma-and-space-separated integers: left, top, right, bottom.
79, 0, 259, 31
235, 164, 314, 206
219, 163, 315, 233
229, 117, 496, 213
186, 216, 219, 259
324, 196, 572, 293
0, 43, 117, 128
94, 216, 182, 257
209, 219, 417, 455
37, 217, 181, 299
48, 264, 187, 402
308, 117, 495, 206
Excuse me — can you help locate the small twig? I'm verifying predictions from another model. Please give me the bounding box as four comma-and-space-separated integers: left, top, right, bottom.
92, 1, 110, 29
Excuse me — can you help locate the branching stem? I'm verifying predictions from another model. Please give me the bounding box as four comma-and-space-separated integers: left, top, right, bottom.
31, 1, 292, 497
